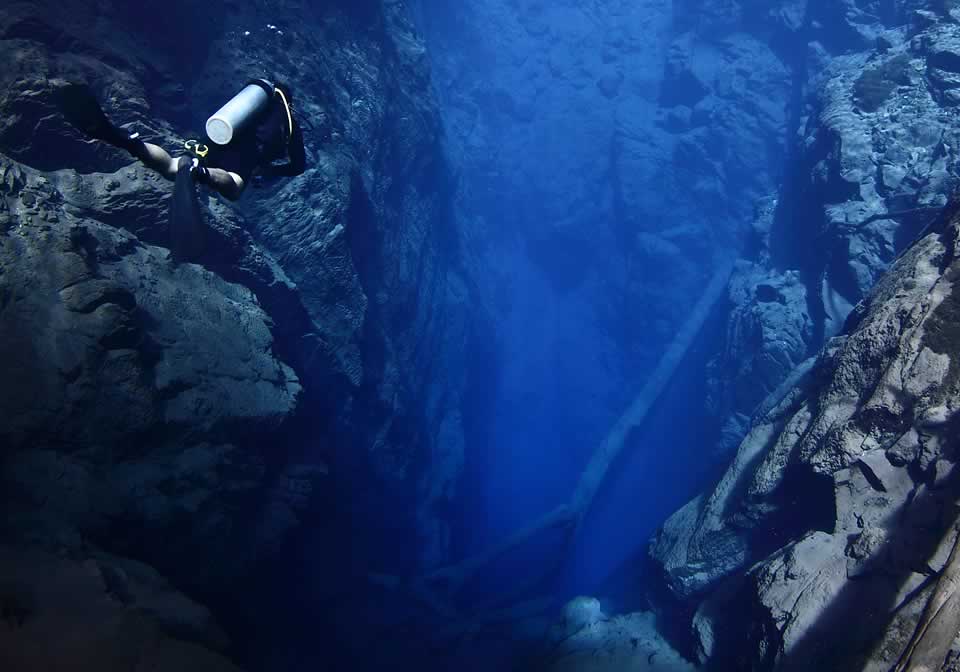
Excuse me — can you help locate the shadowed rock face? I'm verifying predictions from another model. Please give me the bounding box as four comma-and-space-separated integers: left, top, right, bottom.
0, 545, 243, 672
0, 161, 302, 579
0, 0, 477, 668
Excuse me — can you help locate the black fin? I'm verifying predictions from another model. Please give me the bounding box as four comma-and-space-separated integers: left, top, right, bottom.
168, 157, 206, 262
55, 83, 136, 150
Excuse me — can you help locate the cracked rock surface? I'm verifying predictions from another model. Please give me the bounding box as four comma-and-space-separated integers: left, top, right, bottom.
651, 200, 960, 669
699, 1, 960, 465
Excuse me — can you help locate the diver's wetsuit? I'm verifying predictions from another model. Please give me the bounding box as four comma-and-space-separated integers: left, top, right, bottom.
169, 81, 306, 260
57, 79, 306, 261
202, 81, 306, 184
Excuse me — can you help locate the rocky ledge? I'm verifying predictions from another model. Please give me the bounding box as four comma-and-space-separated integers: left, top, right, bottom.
650, 199, 960, 669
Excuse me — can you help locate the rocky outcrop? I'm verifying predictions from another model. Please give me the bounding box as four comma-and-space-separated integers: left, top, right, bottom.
705, 197, 814, 457
651, 200, 960, 669
0, 158, 309, 584
805, 15, 960, 335
647, 6, 960, 668
704, 0, 960, 462
533, 597, 695, 672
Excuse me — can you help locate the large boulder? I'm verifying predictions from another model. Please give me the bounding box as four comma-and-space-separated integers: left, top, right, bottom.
0, 157, 304, 582
650, 202, 960, 669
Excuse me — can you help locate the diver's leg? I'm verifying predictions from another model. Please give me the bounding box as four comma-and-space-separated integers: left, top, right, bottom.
137, 142, 179, 181
200, 167, 245, 201
57, 84, 180, 180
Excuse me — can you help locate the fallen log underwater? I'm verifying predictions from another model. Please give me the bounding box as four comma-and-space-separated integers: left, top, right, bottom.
370, 254, 736, 625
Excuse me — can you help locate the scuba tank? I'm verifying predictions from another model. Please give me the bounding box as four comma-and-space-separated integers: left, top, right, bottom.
205, 80, 274, 145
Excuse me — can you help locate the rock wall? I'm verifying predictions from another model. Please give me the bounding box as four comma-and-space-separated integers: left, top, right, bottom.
0, 0, 476, 667
653, 199, 960, 670
708, 0, 960, 453
650, 3, 960, 669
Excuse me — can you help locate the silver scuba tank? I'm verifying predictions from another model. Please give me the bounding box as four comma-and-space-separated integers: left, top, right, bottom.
205, 80, 273, 145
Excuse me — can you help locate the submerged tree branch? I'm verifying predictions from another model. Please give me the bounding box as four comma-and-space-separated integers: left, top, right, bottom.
370, 256, 735, 622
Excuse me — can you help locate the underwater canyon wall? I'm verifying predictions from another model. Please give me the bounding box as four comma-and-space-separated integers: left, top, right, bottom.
650, 2, 960, 670
0, 0, 477, 668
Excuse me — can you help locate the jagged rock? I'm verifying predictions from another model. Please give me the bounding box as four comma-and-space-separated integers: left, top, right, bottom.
792, 15, 960, 337
651, 205, 960, 670
0, 161, 311, 588
655, 8, 960, 662
0, 166, 300, 449
700, 23, 944, 514
705, 259, 811, 456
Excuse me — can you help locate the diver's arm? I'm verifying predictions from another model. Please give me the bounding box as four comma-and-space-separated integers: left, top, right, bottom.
262, 121, 306, 178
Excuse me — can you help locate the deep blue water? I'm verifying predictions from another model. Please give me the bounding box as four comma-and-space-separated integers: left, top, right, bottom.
412, 0, 775, 611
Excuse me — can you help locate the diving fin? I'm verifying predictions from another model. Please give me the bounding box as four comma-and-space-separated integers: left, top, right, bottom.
168, 157, 206, 262
55, 83, 139, 150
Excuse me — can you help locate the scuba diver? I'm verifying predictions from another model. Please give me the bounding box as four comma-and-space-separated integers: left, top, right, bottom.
56, 79, 306, 260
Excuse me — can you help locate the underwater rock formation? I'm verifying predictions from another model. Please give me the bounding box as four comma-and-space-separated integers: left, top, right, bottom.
10, 0, 960, 669
0, 157, 303, 581
0, 0, 476, 667
411, 0, 797, 570
705, 197, 814, 458
648, 3, 960, 670
536, 597, 695, 672
651, 154, 960, 671
412, 0, 793, 405
802, 8, 960, 337
705, 0, 960, 453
